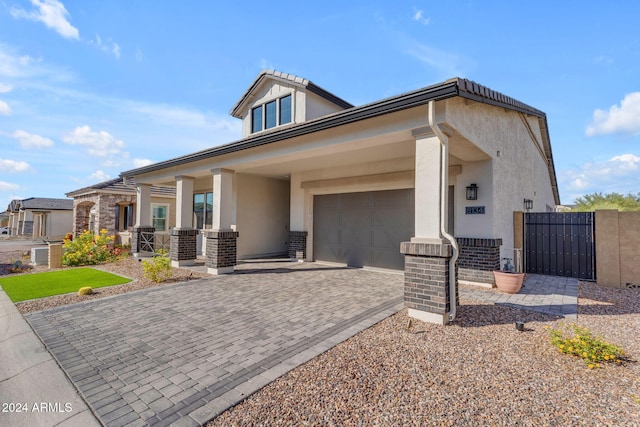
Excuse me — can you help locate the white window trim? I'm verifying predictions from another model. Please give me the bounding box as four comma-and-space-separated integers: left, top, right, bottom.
151, 203, 170, 233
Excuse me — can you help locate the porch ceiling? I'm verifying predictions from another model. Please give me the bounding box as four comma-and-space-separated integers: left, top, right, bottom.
133, 106, 489, 186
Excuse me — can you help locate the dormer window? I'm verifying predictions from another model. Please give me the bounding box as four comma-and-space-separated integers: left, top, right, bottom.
251, 94, 292, 133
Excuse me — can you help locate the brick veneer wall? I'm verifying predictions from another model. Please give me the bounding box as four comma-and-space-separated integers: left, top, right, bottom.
132, 226, 155, 254
456, 237, 502, 284
288, 231, 308, 260
400, 242, 458, 315
170, 228, 198, 262
204, 230, 239, 269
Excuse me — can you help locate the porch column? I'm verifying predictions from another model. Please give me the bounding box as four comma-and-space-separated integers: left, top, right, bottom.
132, 183, 154, 256
206, 169, 238, 274
401, 131, 458, 325
170, 176, 197, 267
288, 172, 307, 261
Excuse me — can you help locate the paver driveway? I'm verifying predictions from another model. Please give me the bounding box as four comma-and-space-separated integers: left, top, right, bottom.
26, 261, 403, 427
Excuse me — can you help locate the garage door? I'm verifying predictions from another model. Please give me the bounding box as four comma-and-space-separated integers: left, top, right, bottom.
313, 189, 414, 270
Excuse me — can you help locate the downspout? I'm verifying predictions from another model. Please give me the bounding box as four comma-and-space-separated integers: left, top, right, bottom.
428, 100, 459, 322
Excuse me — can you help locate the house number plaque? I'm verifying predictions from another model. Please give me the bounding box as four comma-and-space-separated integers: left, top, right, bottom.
465, 206, 485, 214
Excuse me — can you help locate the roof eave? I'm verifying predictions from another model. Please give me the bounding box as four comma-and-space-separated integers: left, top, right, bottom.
122, 80, 460, 178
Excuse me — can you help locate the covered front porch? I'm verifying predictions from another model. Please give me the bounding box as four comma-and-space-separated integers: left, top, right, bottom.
123, 99, 500, 325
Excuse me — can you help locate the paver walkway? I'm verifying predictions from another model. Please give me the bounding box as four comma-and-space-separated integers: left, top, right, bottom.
460, 274, 579, 319
26, 261, 404, 427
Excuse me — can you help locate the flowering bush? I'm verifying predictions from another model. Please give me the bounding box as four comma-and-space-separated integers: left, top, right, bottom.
142, 255, 172, 283
62, 229, 126, 266
548, 323, 626, 369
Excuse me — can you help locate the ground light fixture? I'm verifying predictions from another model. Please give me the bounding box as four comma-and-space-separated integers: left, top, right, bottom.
466, 183, 478, 200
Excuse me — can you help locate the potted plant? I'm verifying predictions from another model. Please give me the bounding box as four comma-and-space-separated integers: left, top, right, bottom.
493, 257, 525, 294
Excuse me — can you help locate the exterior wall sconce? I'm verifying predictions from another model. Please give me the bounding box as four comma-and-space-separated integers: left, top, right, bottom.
524, 198, 533, 211
466, 184, 478, 201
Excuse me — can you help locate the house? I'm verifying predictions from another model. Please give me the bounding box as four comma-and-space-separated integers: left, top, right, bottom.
120, 70, 560, 324
66, 178, 176, 247
5, 197, 74, 240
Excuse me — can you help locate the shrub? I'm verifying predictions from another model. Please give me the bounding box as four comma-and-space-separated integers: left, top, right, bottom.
548, 323, 626, 369
142, 255, 172, 283
9, 260, 30, 274
78, 286, 93, 296
62, 229, 126, 266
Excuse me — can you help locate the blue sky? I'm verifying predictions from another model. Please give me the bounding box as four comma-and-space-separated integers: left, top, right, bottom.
1, 1, 639, 208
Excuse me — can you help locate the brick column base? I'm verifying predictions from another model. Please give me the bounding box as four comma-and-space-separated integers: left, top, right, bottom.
204, 230, 239, 275
288, 231, 308, 261
170, 228, 198, 267
400, 241, 458, 325
132, 226, 155, 256
456, 237, 502, 287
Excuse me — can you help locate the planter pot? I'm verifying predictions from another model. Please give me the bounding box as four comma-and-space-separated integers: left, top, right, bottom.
493, 270, 525, 294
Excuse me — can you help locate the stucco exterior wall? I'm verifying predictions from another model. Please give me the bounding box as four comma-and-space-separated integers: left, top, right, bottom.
236, 174, 290, 258
305, 92, 345, 121
47, 210, 73, 239
596, 210, 640, 288
240, 81, 299, 137
444, 98, 556, 258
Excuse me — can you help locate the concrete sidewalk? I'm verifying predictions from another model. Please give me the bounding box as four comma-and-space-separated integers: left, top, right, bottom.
0, 288, 100, 427
460, 274, 579, 319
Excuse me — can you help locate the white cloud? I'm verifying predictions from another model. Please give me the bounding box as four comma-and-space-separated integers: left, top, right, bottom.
89, 35, 121, 59
586, 92, 640, 136
10, 0, 79, 40
12, 130, 55, 149
560, 153, 640, 202
260, 59, 274, 70
89, 170, 110, 182
0, 159, 31, 173
0, 83, 12, 93
63, 126, 125, 157
0, 181, 20, 191
405, 41, 473, 77
0, 100, 11, 115
593, 55, 613, 64
413, 9, 431, 25
133, 158, 153, 168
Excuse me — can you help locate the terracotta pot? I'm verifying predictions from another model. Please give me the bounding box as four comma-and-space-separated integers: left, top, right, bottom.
493, 270, 524, 294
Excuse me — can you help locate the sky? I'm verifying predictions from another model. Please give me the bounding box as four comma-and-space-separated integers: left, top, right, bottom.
1, 1, 639, 208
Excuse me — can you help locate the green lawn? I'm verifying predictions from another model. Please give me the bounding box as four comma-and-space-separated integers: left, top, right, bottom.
0, 268, 131, 302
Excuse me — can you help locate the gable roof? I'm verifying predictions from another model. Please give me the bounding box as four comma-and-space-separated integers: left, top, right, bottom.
230, 70, 353, 119
9, 198, 73, 211
66, 177, 176, 198
122, 76, 559, 205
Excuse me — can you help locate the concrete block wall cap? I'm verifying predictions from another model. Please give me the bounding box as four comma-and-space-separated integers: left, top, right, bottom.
203, 230, 239, 238
400, 241, 452, 257
169, 228, 199, 236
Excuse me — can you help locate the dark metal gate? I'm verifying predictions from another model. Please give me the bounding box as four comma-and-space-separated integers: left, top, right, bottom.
524, 212, 596, 280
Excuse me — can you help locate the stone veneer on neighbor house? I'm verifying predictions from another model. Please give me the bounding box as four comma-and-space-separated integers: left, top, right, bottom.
456, 238, 502, 285
288, 231, 308, 260
72, 194, 137, 236
400, 242, 459, 321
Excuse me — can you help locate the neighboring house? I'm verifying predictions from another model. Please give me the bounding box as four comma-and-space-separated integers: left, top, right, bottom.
120, 70, 560, 324
66, 178, 176, 246
6, 198, 73, 240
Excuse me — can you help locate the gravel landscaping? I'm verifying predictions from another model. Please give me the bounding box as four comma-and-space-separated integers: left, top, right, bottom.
207, 282, 640, 427
2, 245, 638, 426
